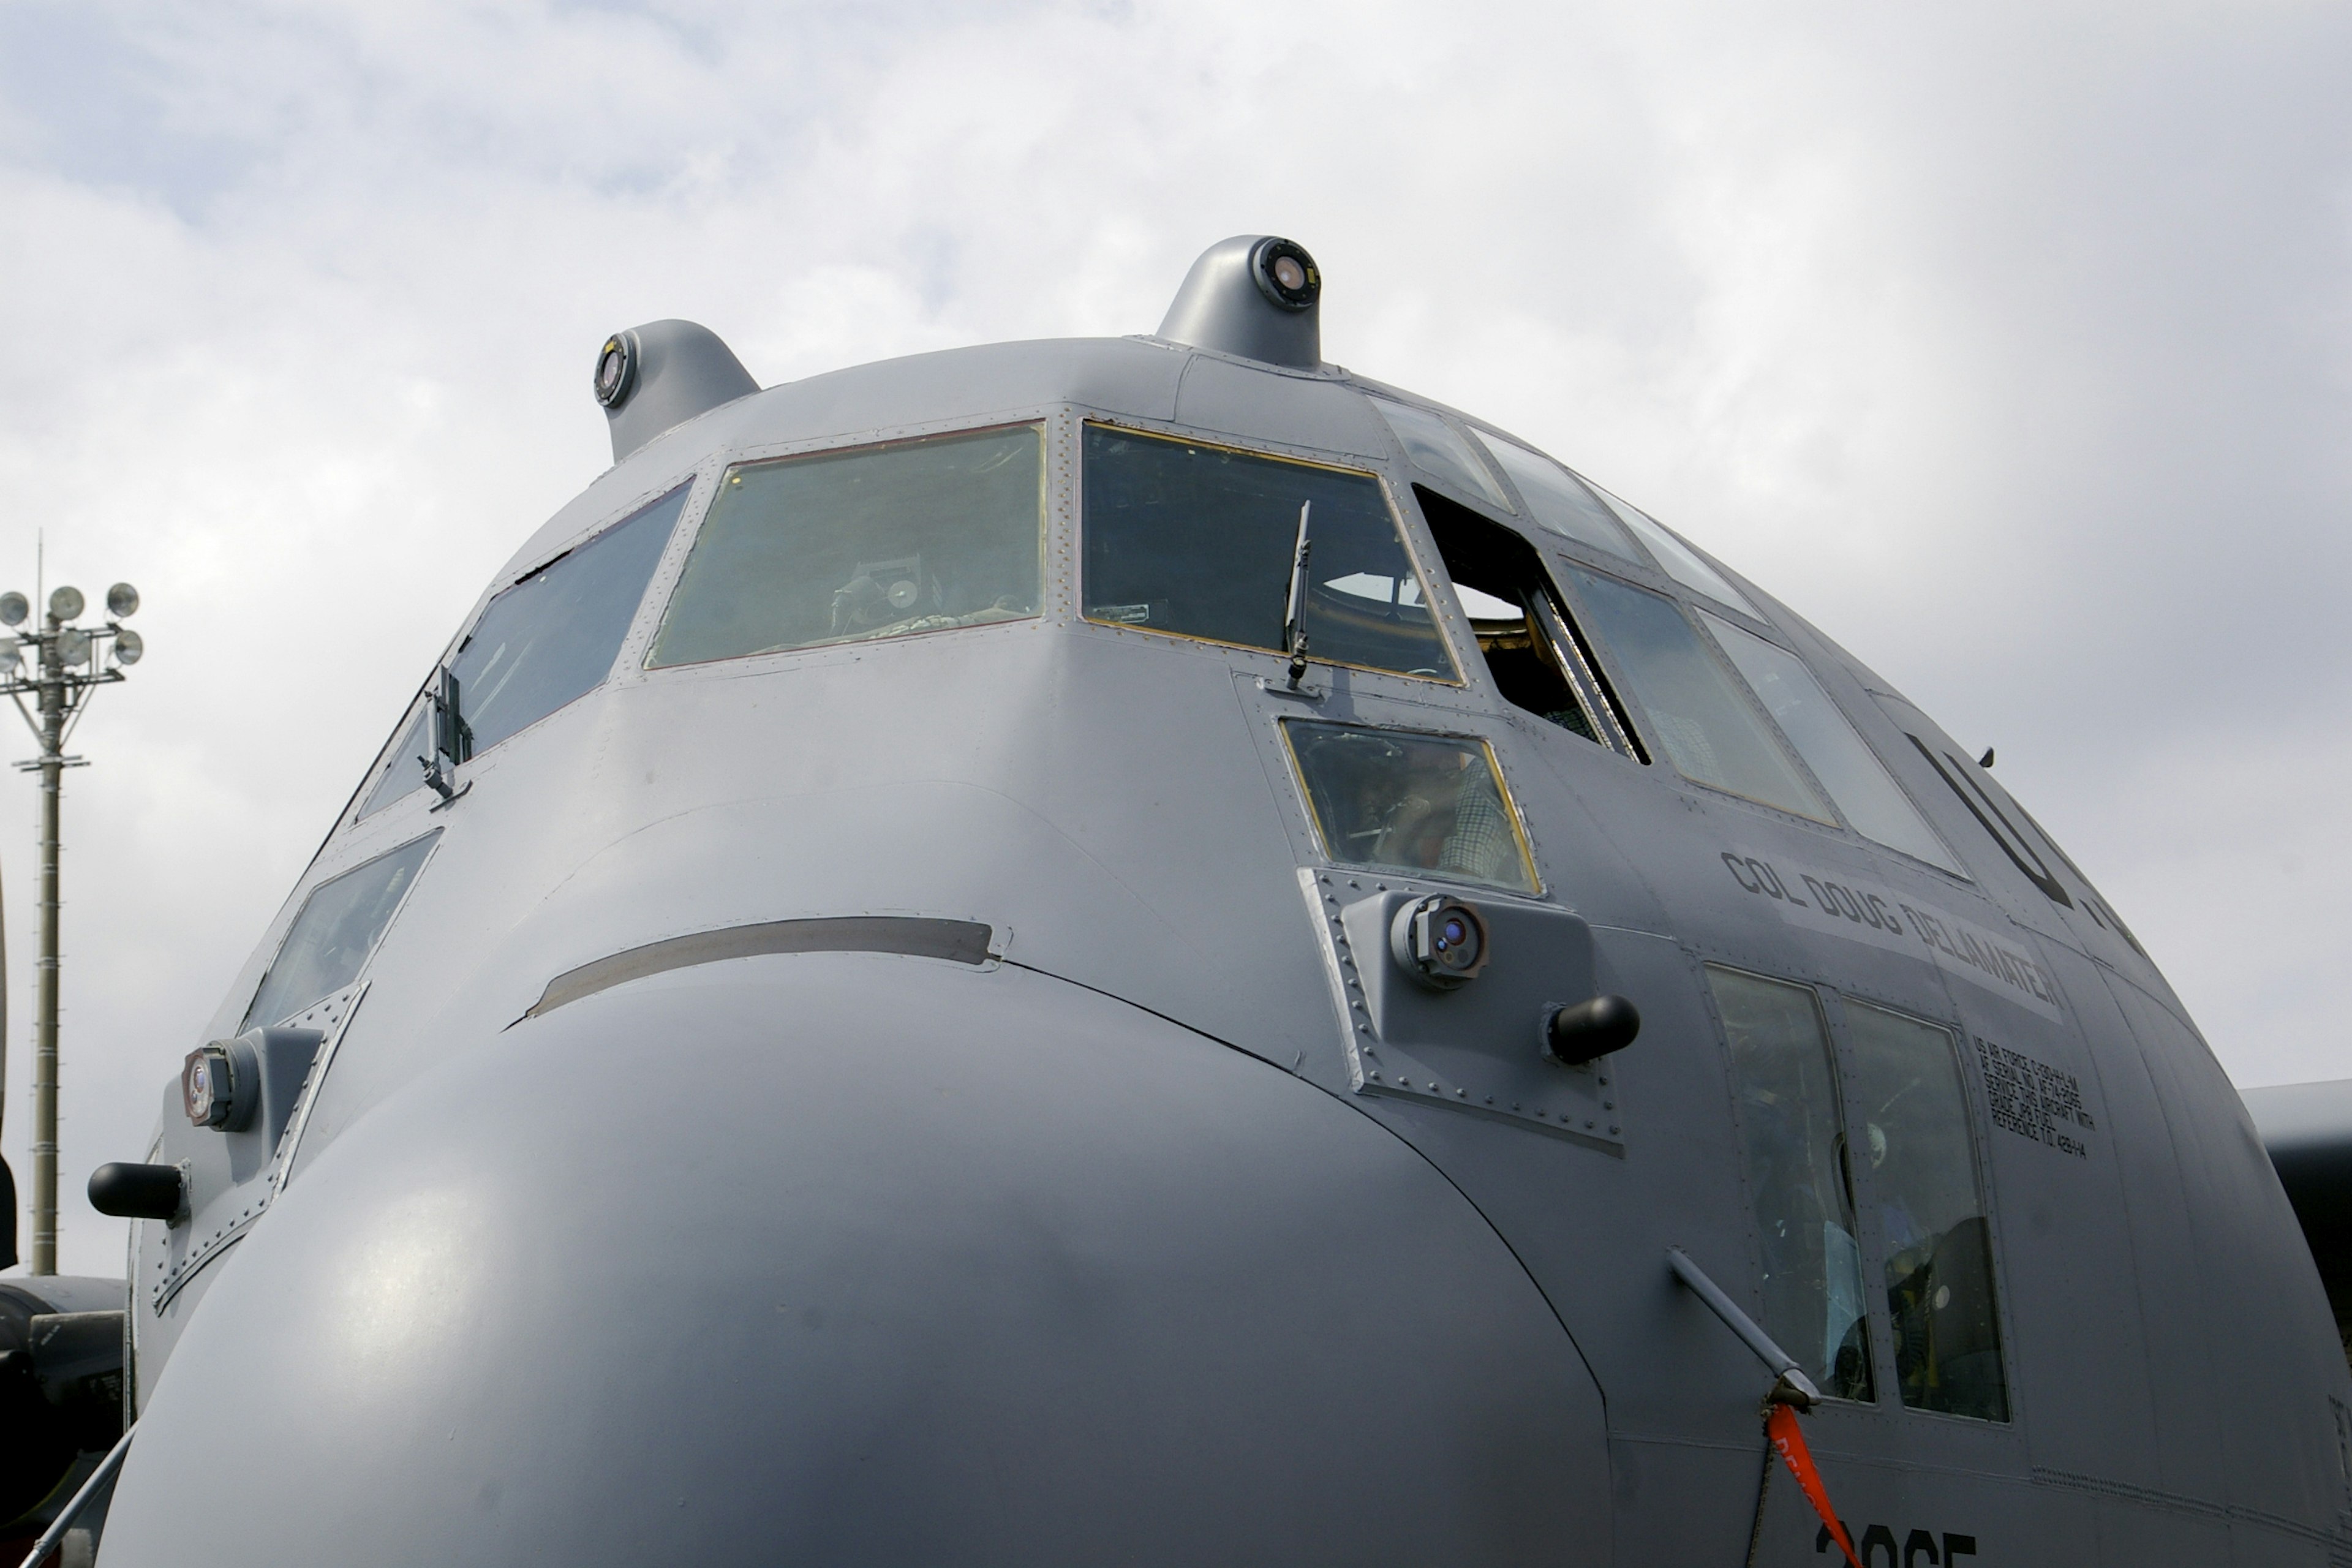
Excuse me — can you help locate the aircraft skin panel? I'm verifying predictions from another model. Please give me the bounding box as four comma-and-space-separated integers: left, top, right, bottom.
106, 957, 1613, 1567
1977, 941, 2165, 1485
1170, 347, 1390, 462
91, 292, 2352, 1565
2106, 974, 2346, 1521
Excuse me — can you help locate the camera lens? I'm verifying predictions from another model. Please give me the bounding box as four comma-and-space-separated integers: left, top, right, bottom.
1392, 895, 1490, 988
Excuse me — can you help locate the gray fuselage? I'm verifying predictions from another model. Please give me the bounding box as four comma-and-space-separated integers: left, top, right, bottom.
92, 287, 2351, 1565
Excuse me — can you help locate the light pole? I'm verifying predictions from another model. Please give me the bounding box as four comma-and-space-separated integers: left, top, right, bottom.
0, 581, 143, 1275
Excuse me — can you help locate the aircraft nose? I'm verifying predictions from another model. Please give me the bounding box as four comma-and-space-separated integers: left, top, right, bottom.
97, 956, 1611, 1566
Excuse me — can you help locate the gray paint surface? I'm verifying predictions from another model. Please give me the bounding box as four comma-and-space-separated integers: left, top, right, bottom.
87, 237, 2352, 1565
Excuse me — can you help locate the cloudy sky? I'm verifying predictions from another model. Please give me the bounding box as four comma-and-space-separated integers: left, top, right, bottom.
0, 0, 2345, 1274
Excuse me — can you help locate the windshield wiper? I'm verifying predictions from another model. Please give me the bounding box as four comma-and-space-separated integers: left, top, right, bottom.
1281, 500, 1314, 689
418, 665, 474, 807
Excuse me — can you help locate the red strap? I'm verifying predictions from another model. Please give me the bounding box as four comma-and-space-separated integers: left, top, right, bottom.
1766, 1403, 1861, 1568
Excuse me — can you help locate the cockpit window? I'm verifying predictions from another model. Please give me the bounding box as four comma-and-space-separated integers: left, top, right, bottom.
1702, 612, 1964, 874
1842, 1001, 2009, 1422
1281, 721, 1538, 894
358, 484, 688, 818
1082, 426, 1455, 680
1470, 431, 1637, 560
1417, 486, 1635, 753
453, 483, 692, 754
1588, 482, 1765, 619
242, 831, 439, 1031
1565, 567, 1831, 820
648, 424, 1043, 668
1708, 965, 1876, 1402
1368, 398, 1513, 512
356, 704, 431, 821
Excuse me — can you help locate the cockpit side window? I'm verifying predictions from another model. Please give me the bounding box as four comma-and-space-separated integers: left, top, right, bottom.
1416, 487, 1638, 754
1707, 965, 1876, 1402
358, 483, 690, 818
1082, 425, 1455, 680
462, 483, 690, 756
356, 704, 432, 821
1564, 566, 1831, 821
1282, 721, 1539, 894
1702, 613, 1964, 875
649, 424, 1043, 668
241, 831, 439, 1031
1841, 1000, 2009, 1422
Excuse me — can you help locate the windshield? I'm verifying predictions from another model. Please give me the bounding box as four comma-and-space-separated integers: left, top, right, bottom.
1471, 431, 1636, 560
1702, 612, 1963, 872
649, 424, 1043, 667
1083, 425, 1455, 680
448, 484, 690, 756
1566, 567, 1830, 820
1585, 485, 1763, 618
1368, 398, 1513, 512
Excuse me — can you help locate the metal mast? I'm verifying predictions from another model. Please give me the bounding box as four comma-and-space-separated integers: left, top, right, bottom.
0, 581, 144, 1274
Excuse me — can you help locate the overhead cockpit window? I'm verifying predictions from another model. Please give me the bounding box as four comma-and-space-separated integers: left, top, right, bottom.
456, 484, 691, 753
1586, 483, 1765, 619
1082, 426, 1455, 680
1708, 965, 1876, 1402
1470, 431, 1637, 560
1367, 398, 1513, 512
241, 831, 439, 1031
1702, 614, 1964, 874
1843, 1001, 2009, 1422
649, 425, 1043, 668
1565, 567, 1830, 820
1281, 722, 1539, 894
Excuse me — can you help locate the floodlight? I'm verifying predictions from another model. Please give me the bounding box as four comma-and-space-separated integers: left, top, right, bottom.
106, 582, 140, 619
593, 332, 638, 409
0, 592, 25, 628
113, 628, 144, 666
58, 629, 91, 667
48, 586, 83, 620
1250, 237, 1321, 311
